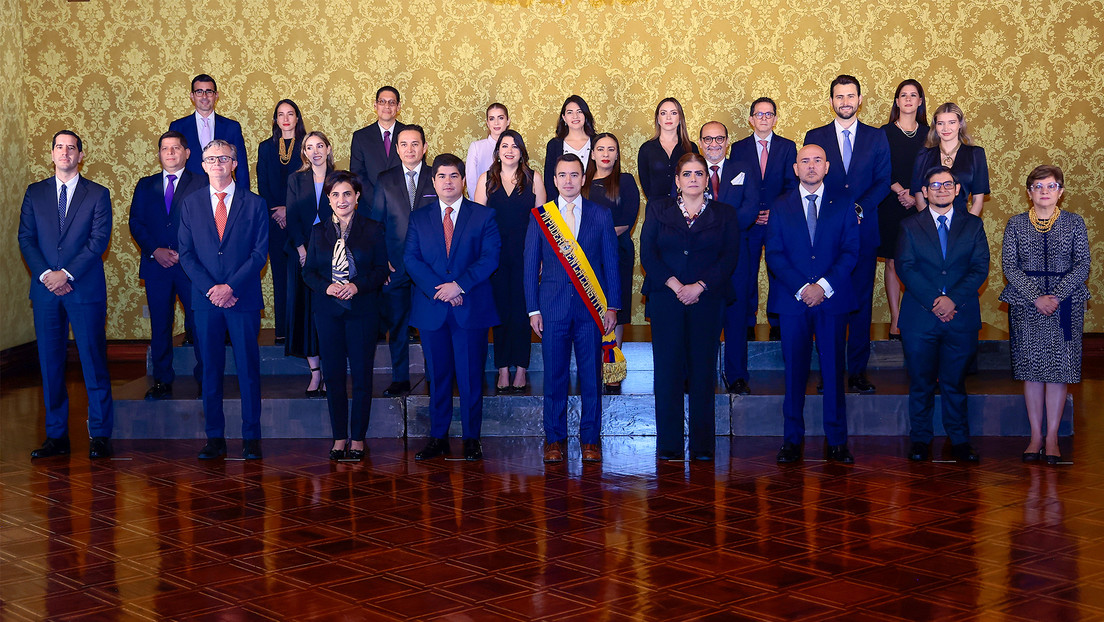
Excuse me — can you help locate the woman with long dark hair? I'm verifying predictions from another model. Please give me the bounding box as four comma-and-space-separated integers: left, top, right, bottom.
637, 97, 699, 201
543, 95, 597, 200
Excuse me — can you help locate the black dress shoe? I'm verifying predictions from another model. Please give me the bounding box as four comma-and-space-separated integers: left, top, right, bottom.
657, 450, 682, 461
274, 336, 286, 345
1022, 449, 1043, 463
463, 439, 484, 461
415, 437, 450, 460
408, 327, 420, 343
726, 378, 751, 395
242, 439, 263, 460
329, 447, 346, 461
690, 450, 714, 462
145, 381, 173, 400
603, 383, 621, 395
89, 437, 113, 459
768, 326, 781, 341
776, 442, 802, 464
31, 437, 70, 459
888, 331, 902, 341
1045, 454, 1062, 466
198, 438, 227, 460
383, 380, 411, 397
951, 443, 980, 463
826, 444, 855, 464
908, 441, 930, 462
848, 374, 876, 393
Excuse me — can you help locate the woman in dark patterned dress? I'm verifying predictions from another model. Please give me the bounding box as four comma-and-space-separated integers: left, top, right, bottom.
1000, 165, 1090, 465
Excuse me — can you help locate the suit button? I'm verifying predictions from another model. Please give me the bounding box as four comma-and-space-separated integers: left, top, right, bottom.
811, 255, 816, 260
218, 251, 223, 255
941, 270, 947, 275
683, 250, 688, 255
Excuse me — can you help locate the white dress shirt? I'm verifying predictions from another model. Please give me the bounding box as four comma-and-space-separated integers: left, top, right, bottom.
439, 196, 462, 224
833, 119, 857, 160
40, 174, 81, 282
209, 182, 236, 218
753, 132, 774, 160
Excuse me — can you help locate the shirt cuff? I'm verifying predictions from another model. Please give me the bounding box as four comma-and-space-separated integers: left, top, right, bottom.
38, 270, 50, 283
528, 311, 541, 317
817, 278, 833, 298
795, 284, 807, 301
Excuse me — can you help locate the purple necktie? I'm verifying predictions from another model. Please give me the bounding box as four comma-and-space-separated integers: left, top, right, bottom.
383, 130, 391, 156
165, 174, 176, 214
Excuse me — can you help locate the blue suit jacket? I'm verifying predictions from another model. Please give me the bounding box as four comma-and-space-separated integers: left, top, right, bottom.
168, 113, 250, 189
369, 163, 437, 289
803, 122, 891, 250
18, 176, 112, 304
524, 198, 620, 323
128, 169, 206, 281
896, 208, 989, 333
177, 184, 270, 312
729, 133, 798, 213
404, 199, 501, 330
764, 188, 860, 316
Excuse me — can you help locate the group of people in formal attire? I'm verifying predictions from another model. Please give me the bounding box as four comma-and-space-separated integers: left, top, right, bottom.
19, 73, 1089, 467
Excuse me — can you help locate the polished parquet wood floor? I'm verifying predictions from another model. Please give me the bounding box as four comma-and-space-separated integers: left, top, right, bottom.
2, 361, 1102, 621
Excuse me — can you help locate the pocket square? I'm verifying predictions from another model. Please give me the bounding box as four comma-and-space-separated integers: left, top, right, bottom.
730, 172, 745, 185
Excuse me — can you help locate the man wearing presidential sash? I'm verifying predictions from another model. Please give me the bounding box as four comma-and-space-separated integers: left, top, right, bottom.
524, 154, 620, 464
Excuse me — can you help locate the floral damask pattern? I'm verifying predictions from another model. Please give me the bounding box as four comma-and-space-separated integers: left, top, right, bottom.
5, 0, 1101, 344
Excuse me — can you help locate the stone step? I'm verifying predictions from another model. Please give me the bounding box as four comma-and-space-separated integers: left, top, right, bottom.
112, 369, 1070, 440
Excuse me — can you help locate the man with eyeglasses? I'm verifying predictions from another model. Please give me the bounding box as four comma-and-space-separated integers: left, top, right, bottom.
350, 86, 407, 205
178, 140, 270, 460
731, 97, 798, 343
168, 74, 250, 189
895, 166, 989, 463
804, 75, 891, 395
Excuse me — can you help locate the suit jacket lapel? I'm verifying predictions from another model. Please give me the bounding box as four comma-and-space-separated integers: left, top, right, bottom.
450, 201, 473, 264
60, 179, 88, 240
946, 209, 967, 258
917, 211, 943, 262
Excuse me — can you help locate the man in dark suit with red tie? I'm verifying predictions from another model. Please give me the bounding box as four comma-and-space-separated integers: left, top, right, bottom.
404, 154, 500, 462
804, 75, 891, 394
730, 97, 799, 342
19, 130, 115, 459
766, 144, 860, 464
128, 131, 206, 400
178, 140, 269, 460
369, 125, 437, 397
350, 86, 406, 205
168, 74, 250, 190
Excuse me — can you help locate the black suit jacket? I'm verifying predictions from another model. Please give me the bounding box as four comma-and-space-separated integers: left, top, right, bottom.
285, 170, 333, 253
129, 169, 206, 280
639, 197, 742, 305
896, 208, 989, 333
301, 213, 391, 317
368, 163, 437, 287
349, 120, 407, 204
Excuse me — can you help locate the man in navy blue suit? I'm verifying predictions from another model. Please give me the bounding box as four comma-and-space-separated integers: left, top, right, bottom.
19, 130, 115, 459
369, 125, 437, 397
404, 154, 500, 462
178, 139, 269, 460
896, 166, 989, 463
696, 121, 759, 396
168, 74, 250, 190
350, 86, 406, 206
804, 75, 891, 394
128, 131, 206, 400
730, 97, 799, 342
765, 144, 860, 464
525, 154, 619, 464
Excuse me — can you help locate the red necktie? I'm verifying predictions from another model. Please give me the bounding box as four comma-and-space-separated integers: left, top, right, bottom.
709, 165, 720, 199
443, 206, 454, 256
215, 192, 227, 241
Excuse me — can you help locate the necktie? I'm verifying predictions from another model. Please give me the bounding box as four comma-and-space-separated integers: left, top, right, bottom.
58, 183, 68, 235
562, 202, 576, 237
201, 117, 212, 149
806, 194, 818, 244
165, 174, 176, 214
841, 129, 853, 173
758, 139, 768, 178
937, 214, 949, 259
383, 130, 392, 156
709, 165, 720, 199
407, 170, 417, 210
215, 192, 228, 241
443, 206, 454, 256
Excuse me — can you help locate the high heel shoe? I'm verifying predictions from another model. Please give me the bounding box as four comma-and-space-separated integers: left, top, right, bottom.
329, 444, 346, 460
306, 367, 326, 398
1022, 449, 1043, 463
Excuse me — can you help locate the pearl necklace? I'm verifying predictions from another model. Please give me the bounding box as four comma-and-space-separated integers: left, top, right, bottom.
895, 121, 918, 138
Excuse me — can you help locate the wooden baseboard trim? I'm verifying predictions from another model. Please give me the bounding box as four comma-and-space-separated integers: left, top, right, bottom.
1, 340, 148, 375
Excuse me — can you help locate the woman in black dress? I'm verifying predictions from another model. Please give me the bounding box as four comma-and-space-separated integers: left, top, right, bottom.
302, 170, 390, 460
285, 131, 335, 396
879, 80, 928, 339
543, 95, 596, 201
911, 102, 990, 216
257, 99, 305, 343
473, 129, 547, 392
641, 153, 741, 461
637, 97, 699, 201
583, 132, 640, 391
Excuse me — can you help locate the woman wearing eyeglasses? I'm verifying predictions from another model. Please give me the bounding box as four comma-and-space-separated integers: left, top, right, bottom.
1000, 165, 1090, 465
910, 102, 989, 216
637, 97, 699, 201
640, 153, 740, 461
544, 95, 597, 201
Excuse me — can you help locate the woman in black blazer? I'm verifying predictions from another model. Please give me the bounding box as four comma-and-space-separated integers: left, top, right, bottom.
640, 153, 741, 461
637, 97, 699, 201
301, 170, 390, 460
543, 95, 597, 200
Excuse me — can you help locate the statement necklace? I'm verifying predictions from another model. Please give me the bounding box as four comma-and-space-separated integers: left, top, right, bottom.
1029, 206, 1060, 233
279, 137, 295, 165
895, 121, 918, 138
939, 143, 960, 167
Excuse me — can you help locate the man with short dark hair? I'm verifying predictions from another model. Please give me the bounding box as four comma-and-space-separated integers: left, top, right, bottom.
896, 166, 989, 463
178, 139, 269, 460
129, 131, 207, 399
168, 74, 250, 189
350, 86, 406, 204
20, 130, 115, 459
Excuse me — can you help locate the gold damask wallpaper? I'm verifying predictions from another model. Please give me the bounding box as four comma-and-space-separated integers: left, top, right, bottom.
5, 0, 1102, 347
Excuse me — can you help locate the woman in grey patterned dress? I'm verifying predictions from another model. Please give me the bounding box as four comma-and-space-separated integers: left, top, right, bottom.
1000, 165, 1090, 465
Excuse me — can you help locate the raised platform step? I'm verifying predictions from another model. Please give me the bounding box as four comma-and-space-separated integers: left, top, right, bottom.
113, 369, 1072, 440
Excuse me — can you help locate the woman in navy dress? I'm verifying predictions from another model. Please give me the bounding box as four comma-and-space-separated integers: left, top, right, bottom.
637, 97, 699, 201
543, 95, 596, 201
911, 102, 990, 216
474, 129, 546, 393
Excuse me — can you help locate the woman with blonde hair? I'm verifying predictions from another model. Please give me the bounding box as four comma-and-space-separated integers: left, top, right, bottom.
910, 102, 989, 216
